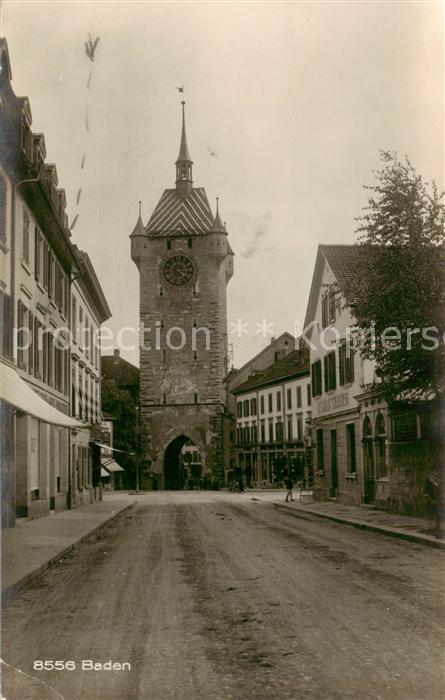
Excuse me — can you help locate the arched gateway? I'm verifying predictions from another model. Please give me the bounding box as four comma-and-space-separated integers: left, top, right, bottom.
164, 435, 192, 490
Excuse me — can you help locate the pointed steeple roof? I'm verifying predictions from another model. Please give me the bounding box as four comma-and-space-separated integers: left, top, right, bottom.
211, 197, 226, 233
129, 201, 146, 237
175, 101, 193, 164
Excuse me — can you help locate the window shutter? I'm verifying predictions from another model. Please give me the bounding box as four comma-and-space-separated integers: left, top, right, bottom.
22, 209, 30, 264
321, 295, 327, 328
348, 350, 354, 384
339, 344, 345, 385
329, 352, 336, 391
328, 290, 336, 323
28, 310, 34, 374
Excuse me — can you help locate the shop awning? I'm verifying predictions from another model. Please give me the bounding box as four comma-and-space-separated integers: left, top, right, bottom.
0, 360, 85, 429
100, 467, 110, 478
93, 442, 132, 454
101, 459, 124, 473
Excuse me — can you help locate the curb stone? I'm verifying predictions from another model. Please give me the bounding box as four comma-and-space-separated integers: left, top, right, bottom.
2, 503, 136, 606
272, 502, 445, 551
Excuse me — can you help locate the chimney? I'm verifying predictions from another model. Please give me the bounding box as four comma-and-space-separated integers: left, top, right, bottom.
113, 349, 120, 361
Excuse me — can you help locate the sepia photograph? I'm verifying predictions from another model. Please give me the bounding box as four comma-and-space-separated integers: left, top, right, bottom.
0, 1, 443, 698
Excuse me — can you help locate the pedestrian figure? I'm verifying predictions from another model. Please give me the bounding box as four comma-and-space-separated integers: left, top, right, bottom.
285, 475, 294, 502
238, 477, 244, 493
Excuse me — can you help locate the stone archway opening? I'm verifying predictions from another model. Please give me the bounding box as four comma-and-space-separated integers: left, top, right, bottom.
163, 435, 193, 490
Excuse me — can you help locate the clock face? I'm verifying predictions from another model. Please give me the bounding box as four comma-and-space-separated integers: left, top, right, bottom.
161, 253, 196, 287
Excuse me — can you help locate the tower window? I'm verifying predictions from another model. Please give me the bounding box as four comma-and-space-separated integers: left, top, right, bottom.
194, 393, 198, 404
167, 240, 171, 250
160, 286, 163, 296
188, 238, 192, 249
163, 349, 166, 362
194, 351, 197, 360
163, 394, 167, 404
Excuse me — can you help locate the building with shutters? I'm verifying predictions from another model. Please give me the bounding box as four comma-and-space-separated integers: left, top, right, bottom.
70, 246, 111, 506
130, 101, 234, 489
303, 244, 441, 513
0, 38, 111, 524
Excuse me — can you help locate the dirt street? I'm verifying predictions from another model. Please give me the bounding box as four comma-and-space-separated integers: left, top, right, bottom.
2, 492, 444, 700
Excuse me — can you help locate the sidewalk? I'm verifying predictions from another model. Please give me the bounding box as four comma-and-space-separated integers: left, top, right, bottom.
249, 489, 445, 550
1, 494, 135, 602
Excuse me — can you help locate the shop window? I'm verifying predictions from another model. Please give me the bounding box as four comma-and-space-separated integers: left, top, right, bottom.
316, 429, 324, 470
346, 423, 357, 472
375, 413, 387, 478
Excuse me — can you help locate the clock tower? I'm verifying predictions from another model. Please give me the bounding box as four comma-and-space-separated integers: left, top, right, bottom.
130, 102, 234, 489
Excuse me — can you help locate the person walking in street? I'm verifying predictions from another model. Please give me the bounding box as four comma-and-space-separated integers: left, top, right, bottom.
285, 474, 294, 502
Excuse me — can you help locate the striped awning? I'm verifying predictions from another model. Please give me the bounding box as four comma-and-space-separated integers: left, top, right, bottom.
101, 459, 124, 473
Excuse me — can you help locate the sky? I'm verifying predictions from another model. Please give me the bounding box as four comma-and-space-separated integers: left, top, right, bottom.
1, 1, 443, 368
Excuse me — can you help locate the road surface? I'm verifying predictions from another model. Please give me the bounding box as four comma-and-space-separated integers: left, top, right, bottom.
2, 492, 444, 699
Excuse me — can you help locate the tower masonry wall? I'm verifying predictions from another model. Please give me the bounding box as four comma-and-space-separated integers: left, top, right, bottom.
137, 232, 231, 483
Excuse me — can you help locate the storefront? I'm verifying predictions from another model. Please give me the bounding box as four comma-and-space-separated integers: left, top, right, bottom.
1, 360, 85, 523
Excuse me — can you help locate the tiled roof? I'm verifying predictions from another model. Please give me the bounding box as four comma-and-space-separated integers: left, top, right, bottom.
319, 244, 369, 290
146, 187, 214, 235
232, 347, 309, 394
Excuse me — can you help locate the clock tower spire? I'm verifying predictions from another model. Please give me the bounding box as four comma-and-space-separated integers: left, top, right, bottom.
175, 101, 193, 197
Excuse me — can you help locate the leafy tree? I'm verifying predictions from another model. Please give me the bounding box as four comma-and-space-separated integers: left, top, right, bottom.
345, 151, 445, 402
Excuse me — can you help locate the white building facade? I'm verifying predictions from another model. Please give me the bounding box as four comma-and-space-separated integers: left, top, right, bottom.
232, 348, 311, 487
304, 245, 387, 505
70, 247, 111, 506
